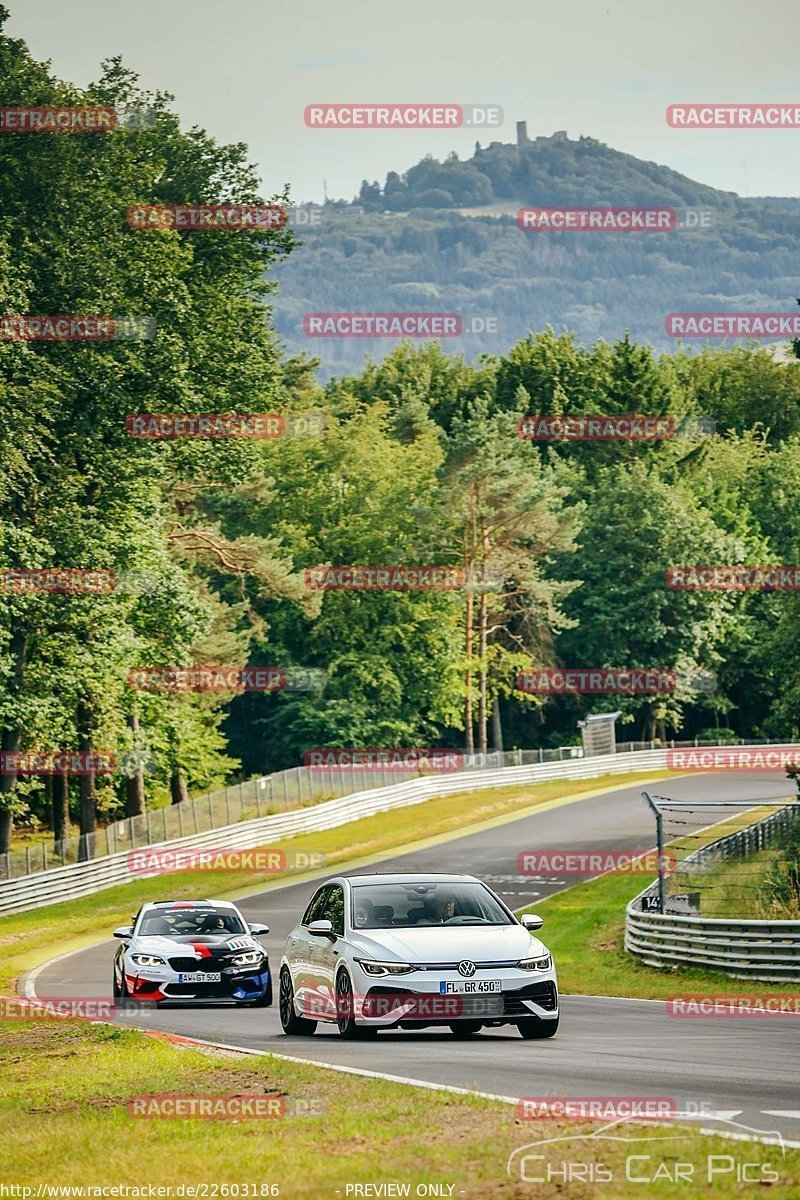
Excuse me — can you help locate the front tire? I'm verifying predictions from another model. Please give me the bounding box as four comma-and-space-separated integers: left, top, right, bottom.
517, 1016, 559, 1039
279, 968, 316, 1035
335, 971, 376, 1038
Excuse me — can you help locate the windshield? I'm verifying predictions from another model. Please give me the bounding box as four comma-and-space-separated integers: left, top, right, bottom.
137, 906, 247, 937
350, 882, 513, 929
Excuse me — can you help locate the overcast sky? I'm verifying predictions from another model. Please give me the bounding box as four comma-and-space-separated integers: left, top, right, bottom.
8, 0, 799, 203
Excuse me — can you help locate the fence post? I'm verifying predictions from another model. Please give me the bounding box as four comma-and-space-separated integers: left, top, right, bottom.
26, 846, 32, 874
642, 791, 667, 914
146, 810, 153, 843
43, 844, 47, 872
163, 807, 169, 841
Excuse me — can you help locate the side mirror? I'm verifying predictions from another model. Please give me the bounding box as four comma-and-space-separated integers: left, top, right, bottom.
113, 926, 134, 939
308, 918, 334, 938
521, 913, 543, 931
249, 922, 269, 935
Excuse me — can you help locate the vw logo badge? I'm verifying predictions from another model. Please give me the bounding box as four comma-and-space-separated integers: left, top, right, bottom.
458, 960, 476, 978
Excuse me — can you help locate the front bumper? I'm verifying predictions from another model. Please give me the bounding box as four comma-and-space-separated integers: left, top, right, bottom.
124, 963, 271, 1004
349, 966, 558, 1027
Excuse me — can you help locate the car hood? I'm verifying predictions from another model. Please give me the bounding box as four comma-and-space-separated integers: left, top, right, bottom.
129, 934, 260, 954
349, 925, 547, 963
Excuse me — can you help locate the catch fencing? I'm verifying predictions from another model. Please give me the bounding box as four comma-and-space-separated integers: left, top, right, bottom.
626, 801, 800, 982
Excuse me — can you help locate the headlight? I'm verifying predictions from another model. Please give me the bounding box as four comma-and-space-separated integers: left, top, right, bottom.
517, 954, 552, 971
131, 954, 165, 967
232, 950, 263, 966
356, 959, 414, 977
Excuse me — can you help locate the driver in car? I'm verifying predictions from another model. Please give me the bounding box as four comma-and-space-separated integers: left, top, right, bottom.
431, 892, 455, 922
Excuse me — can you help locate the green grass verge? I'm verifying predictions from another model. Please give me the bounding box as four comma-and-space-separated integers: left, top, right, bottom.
0, 769, 673, 990
1, 1016, 798, 1197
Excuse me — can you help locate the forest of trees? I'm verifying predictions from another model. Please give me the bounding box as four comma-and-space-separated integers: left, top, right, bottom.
2, 9, 800, 853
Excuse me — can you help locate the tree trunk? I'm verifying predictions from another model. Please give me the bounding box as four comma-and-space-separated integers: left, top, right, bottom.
478, 587, 488, 756
0, 625, 27, 853
77, 701, 97, 844
170, 770, 190, 806
491, 694, 504, 752
464, 581, 475, 756
0, 808, 11, 858
0, 728, 20, 854
53, 770, 70, 848
125, 707, 146, 817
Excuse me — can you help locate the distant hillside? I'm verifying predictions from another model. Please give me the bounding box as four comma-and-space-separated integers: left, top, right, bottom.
272, 134, 800, 377
355, 133, 736, 211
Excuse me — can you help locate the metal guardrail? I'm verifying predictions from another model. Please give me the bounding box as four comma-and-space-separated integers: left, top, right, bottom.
0, 747, 671, 916
626, 805, 800, 982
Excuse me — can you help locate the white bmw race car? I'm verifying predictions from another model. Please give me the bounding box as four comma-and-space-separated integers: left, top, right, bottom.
279, 872, 558, 1038
113, 899, 271, 1006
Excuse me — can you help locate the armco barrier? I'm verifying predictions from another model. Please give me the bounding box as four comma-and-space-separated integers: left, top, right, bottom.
625, 907, 800, 983
626, 805, 800, 983
0, 748, 670, 916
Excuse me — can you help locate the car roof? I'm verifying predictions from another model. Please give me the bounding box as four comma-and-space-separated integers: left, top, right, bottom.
343, 873, 480, 886
140, 899, 239, 910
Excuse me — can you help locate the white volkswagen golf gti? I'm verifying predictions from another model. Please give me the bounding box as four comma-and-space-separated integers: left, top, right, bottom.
279, 872, 558, 1039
